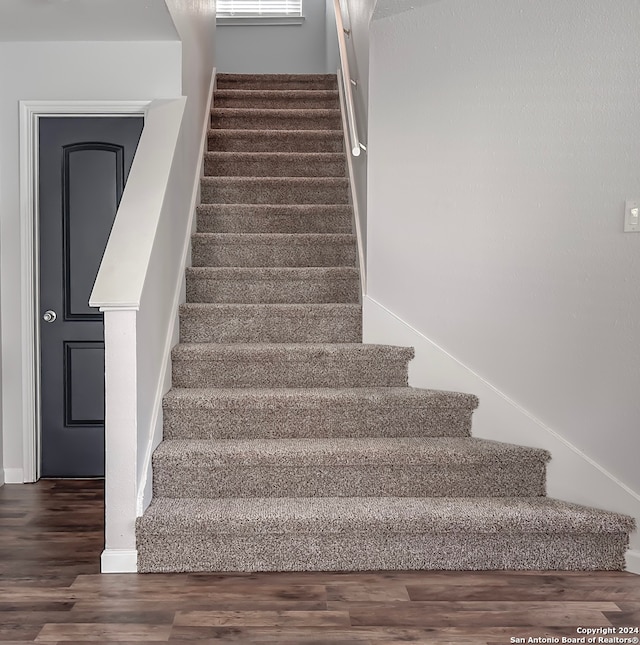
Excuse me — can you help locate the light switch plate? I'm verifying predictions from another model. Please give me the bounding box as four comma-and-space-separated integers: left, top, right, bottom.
624, 200, 640, 232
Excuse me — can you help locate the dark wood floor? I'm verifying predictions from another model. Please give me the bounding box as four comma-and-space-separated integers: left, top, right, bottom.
0, 480, 638, 644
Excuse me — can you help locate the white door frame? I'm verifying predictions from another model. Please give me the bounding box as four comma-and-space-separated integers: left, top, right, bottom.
18, 100, 150, 483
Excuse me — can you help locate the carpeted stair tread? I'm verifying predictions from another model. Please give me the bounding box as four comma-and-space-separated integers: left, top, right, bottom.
204, 152, 346, 178
171, 343, 413, 388
185, 267, 360, 303
152, 437, 549, 498
179, 303, 362, 343
211, 108, 342, 131
172, 342, 413, 360
191, 233, 357, 267
216, 73, 338, 90
164, 386, 478, 410
214, 89, 339, 109
136, 496, 633, 572
141, 495, 635, 534
155, 436, 545, 467
196, 204, 353, 233
201, 176, 350, 205
208, 129, 344, 153
162, 387, 478, 440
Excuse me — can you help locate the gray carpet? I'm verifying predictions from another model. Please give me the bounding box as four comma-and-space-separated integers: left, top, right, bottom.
136, 73, 635, 572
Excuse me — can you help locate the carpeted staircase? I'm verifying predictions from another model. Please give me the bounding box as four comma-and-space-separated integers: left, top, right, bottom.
136, 73, 634, 572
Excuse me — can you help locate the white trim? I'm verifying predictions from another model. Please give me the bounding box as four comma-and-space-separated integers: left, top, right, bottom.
363, 295, 640, 564
0, 470, 4, 487
366, 295, 640, 506
100, 305, 140, 313
19, 103, 39, 483
337, 69, 366, 297
19, 100, 151, 484
101, 549, 138, 573
3, 468, 25, 484
136, 68, 217, 516
217, 16, 305, 25
626, 549, 640, 575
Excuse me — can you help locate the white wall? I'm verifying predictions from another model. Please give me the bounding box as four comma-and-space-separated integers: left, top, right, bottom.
367, 0, 640, 496
0, 11, 184, 482
0, 0, 178, 41
215, 0, 329, 73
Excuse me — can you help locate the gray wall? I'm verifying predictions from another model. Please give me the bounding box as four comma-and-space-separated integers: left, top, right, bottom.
325, 0, 339, 74
366, 0, 640, 494
216, 0, 332, 73
0, 0, 179, 41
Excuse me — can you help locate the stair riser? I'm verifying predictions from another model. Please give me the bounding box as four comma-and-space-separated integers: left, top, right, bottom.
186, 275, 360, 304
137, 531, 629, 573
197, 207, 352, 233
163, 405, 473, 440
214, 94, 339, 109
201, 179, 350, 205
216, 79, 337, 91
208, 132, 344, 153
153, 461, 546, 499
211, 112, 342, 131
179, 309, 362, 343
204, 155, 346, 178
172, 356, 410, 388
191, 241, 357, 268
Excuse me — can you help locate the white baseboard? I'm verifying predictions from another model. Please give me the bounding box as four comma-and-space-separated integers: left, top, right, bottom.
363, 295, 640, 566
4, 468, 24, 484
101, 549, 138, 573
136, 67, 217, 516
626, 550, 640, 575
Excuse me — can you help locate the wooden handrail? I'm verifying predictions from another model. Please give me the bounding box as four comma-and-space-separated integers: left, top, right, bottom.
333, 0, 362, 156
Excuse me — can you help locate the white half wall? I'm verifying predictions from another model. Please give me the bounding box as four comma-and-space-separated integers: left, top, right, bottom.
363, 296, 640, 573
215, 0, 329, 73
366, 0, 640, 503
136, 0, 216, 513
89, 1, 216, 571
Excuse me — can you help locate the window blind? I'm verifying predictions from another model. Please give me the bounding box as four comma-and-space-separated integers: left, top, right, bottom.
217, 1, 303, 17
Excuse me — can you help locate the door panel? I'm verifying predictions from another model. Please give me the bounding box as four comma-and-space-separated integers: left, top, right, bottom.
39, 117, 143, 477
65, 144, 123, 319
64, 341, 105, 426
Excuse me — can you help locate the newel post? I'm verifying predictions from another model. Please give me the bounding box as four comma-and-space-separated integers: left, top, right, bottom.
100, 308, 138, 573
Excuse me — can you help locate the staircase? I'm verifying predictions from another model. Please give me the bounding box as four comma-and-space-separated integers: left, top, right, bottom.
136, 73, 634, 572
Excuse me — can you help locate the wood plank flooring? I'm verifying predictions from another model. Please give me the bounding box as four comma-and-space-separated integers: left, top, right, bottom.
1, 480, 638, 644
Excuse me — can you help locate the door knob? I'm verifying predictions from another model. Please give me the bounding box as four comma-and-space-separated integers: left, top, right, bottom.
43, 310, 57, 323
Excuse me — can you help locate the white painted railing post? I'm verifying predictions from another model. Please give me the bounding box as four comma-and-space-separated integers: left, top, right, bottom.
100, 308, 139, 573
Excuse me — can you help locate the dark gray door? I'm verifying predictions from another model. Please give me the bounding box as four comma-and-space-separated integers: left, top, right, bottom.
39, 116, 144, 477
